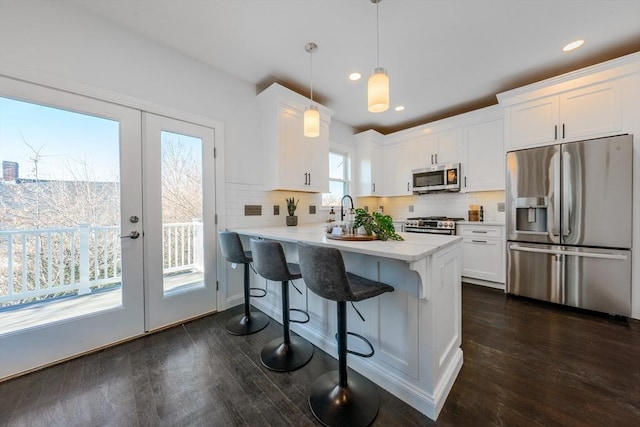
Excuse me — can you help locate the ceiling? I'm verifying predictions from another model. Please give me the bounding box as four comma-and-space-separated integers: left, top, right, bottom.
66, 0, 640, 134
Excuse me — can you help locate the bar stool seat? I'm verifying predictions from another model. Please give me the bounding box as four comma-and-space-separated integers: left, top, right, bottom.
218, 231, 269, 335
251, 238, 314, 372
298, 242, 394, 427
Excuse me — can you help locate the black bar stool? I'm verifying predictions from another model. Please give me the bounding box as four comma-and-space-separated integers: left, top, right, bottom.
250, 238, 314, 372
298, 242, 394, 427
218, 231, 269, 335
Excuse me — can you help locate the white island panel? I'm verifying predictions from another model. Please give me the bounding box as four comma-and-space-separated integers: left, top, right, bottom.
230, 225, 463, 420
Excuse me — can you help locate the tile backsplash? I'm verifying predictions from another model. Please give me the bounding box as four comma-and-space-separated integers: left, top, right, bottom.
224, 183, 505, 229
358, 190, 506, 223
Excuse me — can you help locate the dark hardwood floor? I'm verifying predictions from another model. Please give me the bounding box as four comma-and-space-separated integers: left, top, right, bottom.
1, 284, 639, 426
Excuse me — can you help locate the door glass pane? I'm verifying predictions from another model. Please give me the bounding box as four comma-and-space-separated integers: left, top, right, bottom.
0, 97, 122, 333
160, 131, 204, 294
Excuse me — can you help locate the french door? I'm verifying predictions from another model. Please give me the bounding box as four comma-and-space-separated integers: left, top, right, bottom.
142, 113, 217, 331
0, 78, 218, 379
0, 77, 145, 379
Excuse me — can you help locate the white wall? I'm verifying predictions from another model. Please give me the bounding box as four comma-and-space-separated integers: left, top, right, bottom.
0, 0, 263, 188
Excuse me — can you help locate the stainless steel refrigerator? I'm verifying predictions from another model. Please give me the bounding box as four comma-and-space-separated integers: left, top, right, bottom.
506, 134, 633, 316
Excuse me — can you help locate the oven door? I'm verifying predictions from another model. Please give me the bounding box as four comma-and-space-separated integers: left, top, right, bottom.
404, 227, 455, 235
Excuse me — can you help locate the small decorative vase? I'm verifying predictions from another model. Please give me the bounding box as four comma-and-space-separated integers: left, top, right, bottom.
286, 215, 298, 226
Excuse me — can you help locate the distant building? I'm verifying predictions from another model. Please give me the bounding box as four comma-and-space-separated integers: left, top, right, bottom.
2, 161, 19, 181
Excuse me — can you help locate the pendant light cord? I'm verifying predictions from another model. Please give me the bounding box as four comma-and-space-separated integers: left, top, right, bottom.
376, 0, 380, 68
309, 50, 314, 102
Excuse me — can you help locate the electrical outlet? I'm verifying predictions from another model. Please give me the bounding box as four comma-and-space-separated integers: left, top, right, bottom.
378, 206, 384, 213
408, 205, 414, 212
497, 202, 505, 212
309, 205, 316, 214
364, 206, 369, 213
244, 205, 262, 216
273, 205, 280, 215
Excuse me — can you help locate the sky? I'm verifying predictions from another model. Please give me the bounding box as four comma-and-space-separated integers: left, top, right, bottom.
0, 96, 120, 182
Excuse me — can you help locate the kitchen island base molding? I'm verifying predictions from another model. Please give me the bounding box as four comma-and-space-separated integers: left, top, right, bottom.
234, 227, 463, 420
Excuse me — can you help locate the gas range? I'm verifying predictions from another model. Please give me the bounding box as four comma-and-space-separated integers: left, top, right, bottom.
404, 216, 465, 235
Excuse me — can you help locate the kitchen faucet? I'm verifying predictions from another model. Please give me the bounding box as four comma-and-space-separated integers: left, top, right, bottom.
340, 195, 354, 222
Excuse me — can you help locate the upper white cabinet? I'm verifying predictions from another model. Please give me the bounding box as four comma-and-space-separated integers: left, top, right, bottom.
416, 129, 460, 166
354, 130, 384, 196
463, 114, 504, 192
257, 83, 334, 192
499, 54, 639, 151
384, 139, 416, 196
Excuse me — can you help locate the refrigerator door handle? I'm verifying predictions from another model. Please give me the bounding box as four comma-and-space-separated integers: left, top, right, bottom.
562, 151, 572, 238
551, 151, 561, 238
508, 243, 628, 260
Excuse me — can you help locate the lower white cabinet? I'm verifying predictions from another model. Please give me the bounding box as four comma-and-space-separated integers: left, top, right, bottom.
457, 224, 505, 288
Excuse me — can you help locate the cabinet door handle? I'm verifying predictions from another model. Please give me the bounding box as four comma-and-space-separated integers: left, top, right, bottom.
308, 172, 311, 186
304, 173, 309, 185
372, 183, 376, 193
554, 125, 558, 140
407, 182, 409, 192
431, 154, 434, 164
435, 153, 438, 163
471, 240, 487, 244
464, 176, 467, 187
562, 123, 565, 139
472, 230, 487, 233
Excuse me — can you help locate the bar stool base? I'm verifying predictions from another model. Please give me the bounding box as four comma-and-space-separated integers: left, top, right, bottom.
225, 312, 269, 336
260, 336, 314, 372
309, 370, 379, 427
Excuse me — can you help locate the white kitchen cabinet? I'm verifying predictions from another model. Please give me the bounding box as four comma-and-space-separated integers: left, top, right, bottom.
503, 77, 625, 151
457, 224, 505, 288
383, 139, 416, 196
257, 83, 334, 192
416, 129, 460, 166
463, 118, 504, 192
354, 130, 384, 196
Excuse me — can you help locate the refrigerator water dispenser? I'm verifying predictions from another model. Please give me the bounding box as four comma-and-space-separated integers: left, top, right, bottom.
515, 197, 548, 233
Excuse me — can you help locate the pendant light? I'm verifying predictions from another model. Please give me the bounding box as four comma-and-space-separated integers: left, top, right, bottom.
368, 0, 389, 113
304, 42, 320, 138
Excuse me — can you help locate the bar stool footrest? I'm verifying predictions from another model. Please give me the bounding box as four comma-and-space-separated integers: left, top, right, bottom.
334, 331, 375, 358
289, 308, 310, 324
249, 287, 267, 298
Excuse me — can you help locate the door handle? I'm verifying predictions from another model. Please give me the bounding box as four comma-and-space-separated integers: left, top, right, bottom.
372, 183, 375, 193
407, 182, 409, 192
431, 154, 434, 164
554, 125, 558, 140
120, 231, 140, 239
471, 240, 487, 244
435, 153, 438, 164
308, 172, 311, 186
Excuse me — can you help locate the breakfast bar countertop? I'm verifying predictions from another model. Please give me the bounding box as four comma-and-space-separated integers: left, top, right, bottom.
230, 224, 461, 262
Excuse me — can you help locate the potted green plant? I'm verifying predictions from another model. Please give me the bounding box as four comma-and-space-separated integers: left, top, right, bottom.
286, 197, 299, 226
353, 208, 404, 241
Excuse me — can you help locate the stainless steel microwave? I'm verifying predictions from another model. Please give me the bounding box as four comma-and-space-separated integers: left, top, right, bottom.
411, 163, 461, 194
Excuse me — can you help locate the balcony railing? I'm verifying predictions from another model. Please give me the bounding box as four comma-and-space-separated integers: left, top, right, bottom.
0, 222, 203, 306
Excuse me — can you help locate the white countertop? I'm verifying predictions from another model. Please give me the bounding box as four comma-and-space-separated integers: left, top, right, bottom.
231, 224, 461, 262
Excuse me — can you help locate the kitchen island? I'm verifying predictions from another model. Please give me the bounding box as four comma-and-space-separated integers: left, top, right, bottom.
231, 224, 463, 420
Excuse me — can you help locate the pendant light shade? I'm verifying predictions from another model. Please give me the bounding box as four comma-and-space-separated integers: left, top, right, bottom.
368, 67, 389, 113
304, 105, 320, 137
368, 0, 389, 113
304, 42, 320, 138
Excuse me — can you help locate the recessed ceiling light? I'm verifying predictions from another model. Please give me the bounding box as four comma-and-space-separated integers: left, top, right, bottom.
394, 106, 405, 111
563, 39, 584, 52
349, 72, 362, 81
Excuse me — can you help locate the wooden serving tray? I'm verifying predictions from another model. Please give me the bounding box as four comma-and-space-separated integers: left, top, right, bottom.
326, 233, 378, 241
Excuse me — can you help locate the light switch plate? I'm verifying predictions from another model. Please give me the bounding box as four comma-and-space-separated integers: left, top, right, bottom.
497, 202, 505, 212
408, 205, 414, 212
